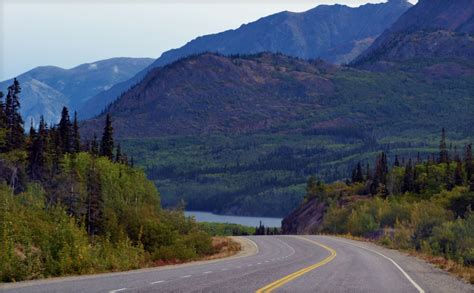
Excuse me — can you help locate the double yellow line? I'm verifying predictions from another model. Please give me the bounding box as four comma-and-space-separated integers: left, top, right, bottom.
255, 237, 337, 293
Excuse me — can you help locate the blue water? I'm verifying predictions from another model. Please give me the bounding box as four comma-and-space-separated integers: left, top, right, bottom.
185, 211, 282, 228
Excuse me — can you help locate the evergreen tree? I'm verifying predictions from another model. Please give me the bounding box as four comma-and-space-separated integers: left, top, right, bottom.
454, 160, 464, 186
100, 114, 114, 160
305, 175, 318, 199
5, 79, 24, 150
370, 153, 388, 195
439, 128, 449, 163
72, 111, 81, 153
351, 168, 357, 184
0, 91, 6, 129
445, 165, 454, 191
365, 163, 371, 181
465, 144, 473, 183
28, 117, 48, 180
90, 135, 99, 156
394, 155, 400, 167
355, 162, 364, 182
402, 159, 414, 193
115, 143, 122, 163
58, 107, 72, 154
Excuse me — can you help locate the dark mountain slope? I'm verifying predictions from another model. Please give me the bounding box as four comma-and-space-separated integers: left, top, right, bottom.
0, 57, 153, 124
353, 0, 474, 66
79, 0, 411, 119
82, 52, 473, 140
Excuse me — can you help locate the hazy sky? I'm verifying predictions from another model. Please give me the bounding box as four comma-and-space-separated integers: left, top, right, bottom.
1, 0, 417, 80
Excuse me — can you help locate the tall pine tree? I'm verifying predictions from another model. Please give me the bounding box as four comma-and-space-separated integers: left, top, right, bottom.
58, 107, 72, 154
5, 79, 24, 150
72, 111, 81, 153
439, 128, 449, 163
100, 114, 114, 160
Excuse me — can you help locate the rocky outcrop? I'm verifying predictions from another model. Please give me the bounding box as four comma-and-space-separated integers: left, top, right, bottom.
281, 197, 326, 234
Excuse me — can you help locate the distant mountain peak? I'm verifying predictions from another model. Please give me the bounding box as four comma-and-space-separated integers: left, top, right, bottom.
80, 0, 411, 119
352, 0, 474, 66
0, 57, 154, 124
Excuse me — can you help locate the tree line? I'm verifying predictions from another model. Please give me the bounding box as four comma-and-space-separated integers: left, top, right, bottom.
347, 128, 473, 197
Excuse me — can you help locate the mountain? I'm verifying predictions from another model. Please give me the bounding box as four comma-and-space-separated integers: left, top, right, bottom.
82, 52, 473, 139
83, 0, 473, 217
81, 51, 472, 216
0, 57, 153, 124
79, 0, 412, 119
353, 0, 474, 66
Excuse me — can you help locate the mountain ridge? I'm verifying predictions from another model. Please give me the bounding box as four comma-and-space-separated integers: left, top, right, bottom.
0, 57, 154, 124
353, 0, 474, 66
79, 0, 412, 119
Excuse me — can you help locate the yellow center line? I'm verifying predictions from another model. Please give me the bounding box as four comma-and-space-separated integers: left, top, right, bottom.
255, 236, 337, 293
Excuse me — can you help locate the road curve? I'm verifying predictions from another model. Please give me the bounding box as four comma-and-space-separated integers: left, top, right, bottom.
0, 235, 471, 293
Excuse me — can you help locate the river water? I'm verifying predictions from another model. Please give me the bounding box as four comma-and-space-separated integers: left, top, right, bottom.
185, 211, 282, 228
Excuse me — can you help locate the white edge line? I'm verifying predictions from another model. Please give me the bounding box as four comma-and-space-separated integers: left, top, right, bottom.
150, 280, 165, 284
324, 236, 424, 293
245, 237, 260, 254
109, 288, 128, 293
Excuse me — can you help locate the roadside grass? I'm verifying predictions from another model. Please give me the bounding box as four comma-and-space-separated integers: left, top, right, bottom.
202, 237, 242, 261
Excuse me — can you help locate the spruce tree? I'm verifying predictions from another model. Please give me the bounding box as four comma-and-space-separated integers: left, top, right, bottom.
439, 128, 449, 163
402, 159, 414, 193
305, 175, 318, 199
29, 117, 48, 180
115, 143, 122, 163
58, 107, 72, 154
365, 163, 371, 181
454, 160, 464, 186
0, 91, 6, 129
5, 79, 24, 150
355, 162, 364, 182
100, 114, 114, 160
90, 135, 99, 156
465, 144, 473, 183
394, 155, 400, 167
72, 111, 81, 153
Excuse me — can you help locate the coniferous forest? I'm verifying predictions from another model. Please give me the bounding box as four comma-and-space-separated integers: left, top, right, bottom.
291, 129, 474, 279
0, 79, 216, 282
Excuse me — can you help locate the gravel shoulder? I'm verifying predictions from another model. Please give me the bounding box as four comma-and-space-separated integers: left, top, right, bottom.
321, 235, 473, 293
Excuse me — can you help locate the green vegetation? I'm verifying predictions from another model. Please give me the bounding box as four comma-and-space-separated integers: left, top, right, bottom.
0, 80, 215, 282
121, 131, 471, 217
198, 222, 255, 236
299, 131, 473, 279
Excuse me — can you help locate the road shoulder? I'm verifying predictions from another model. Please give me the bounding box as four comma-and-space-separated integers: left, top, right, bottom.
322, 235, 473, 293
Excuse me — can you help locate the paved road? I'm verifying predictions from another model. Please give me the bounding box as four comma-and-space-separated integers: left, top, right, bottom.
1, 236, 472, 293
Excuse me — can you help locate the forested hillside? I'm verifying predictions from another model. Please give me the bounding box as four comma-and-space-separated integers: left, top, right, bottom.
81, 51, 473, 216
0, 80, 216, 282
283, 131, 474, 282
80, 0, 474, 217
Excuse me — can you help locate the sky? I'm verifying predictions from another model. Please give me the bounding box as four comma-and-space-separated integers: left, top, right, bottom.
0, 0, 417, 80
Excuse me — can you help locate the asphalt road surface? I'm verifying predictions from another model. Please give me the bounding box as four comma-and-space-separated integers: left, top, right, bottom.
1, 235, 472, 293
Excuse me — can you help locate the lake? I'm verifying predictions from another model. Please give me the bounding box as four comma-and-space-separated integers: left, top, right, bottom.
185, 211, 282, 228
